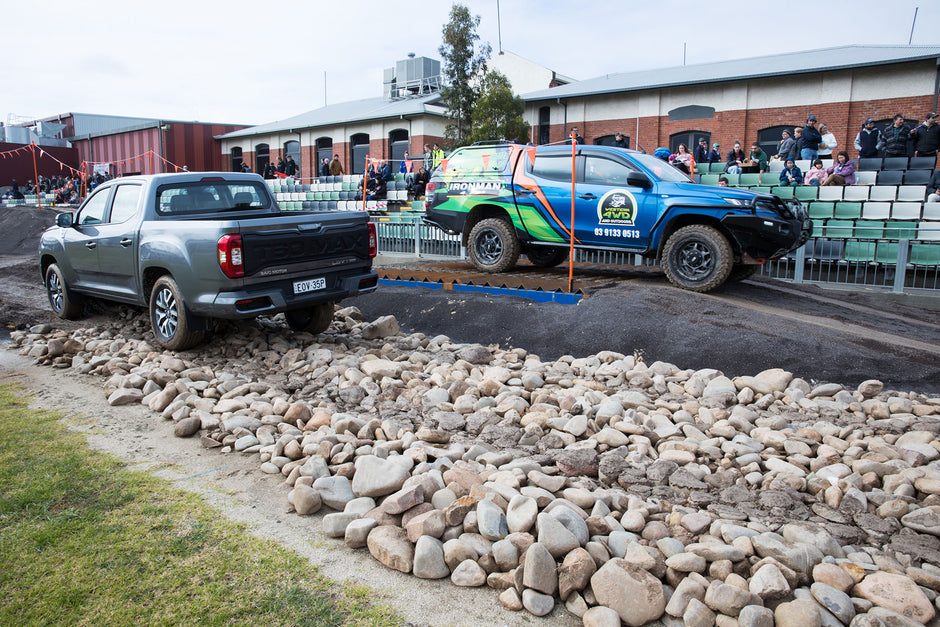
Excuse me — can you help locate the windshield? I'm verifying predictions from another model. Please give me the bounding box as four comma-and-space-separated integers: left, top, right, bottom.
156, 181, 269, 215
630, 153, 694, 183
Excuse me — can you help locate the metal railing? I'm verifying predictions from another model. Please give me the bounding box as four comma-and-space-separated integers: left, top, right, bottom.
374, 221, 940, 294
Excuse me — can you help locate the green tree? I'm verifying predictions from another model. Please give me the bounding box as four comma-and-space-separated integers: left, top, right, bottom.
468, 70, 530, 144
439, 3, 491, 146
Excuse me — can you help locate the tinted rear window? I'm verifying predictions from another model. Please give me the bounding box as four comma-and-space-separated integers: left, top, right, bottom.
444, 147, 512, 176
156, 181, 269, 215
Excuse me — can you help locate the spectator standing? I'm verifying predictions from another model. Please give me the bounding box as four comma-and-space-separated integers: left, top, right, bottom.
613, 132, 628, 149
725, 141, 746, 174
804, 159, 827, 186
422, 144, 433, 172
883, 114, 913, 158
330, 154, 344, 176
854, 119, 884, 158
240, 161, 251, 173
285, 156, 297, 177
792, 127, 804, 160
818, 123, 837, 161
319, 158, 330, 178
801, 115, 823, 161
276, 157, 286, 174
400, 151, 412, 174
779, 159, 803, 186
707, 142, 721, 164
910, 112, 940, 158
263, 161, 276, 179
821, 151, 856, 186
566, 127, 585, 145
431, 143, 445, 170
772, 130, 795, 162
693, 138, 708, 164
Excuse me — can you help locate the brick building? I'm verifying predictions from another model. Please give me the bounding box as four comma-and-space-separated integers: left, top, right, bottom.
521, 45, 940, 161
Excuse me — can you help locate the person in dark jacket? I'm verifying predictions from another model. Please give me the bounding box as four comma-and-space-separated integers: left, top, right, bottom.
911, 112, 940, 158
779, 159, 803, 186
707, 143, 721, 164
854, 119, 884, 158
801, 115, 823, 161
612, 132, 628, 149
725, 142, 746, 174
276, 157, 286, 174
285, 156, 297, 177
319, 158, 330, 178
693, 138, 709, 164
883, 114, 913, 158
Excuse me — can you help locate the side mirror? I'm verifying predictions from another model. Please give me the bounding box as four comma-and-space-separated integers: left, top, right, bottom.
627, 171, 652, 189
56, 212, 74, 228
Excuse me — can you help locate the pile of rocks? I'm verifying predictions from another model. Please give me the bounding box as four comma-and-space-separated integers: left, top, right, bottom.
10, 307, 940, 626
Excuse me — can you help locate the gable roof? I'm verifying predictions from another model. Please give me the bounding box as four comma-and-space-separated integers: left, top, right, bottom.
217, 93, 446, 140
522, 45, 940, 101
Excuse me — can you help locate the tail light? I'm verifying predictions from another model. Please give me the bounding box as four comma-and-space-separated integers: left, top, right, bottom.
424, 182, 436, 211
367, 222, 377, 258
218, 234, 244, 278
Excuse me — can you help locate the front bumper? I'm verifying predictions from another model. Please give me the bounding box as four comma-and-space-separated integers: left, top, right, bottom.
721, 198, 812, 260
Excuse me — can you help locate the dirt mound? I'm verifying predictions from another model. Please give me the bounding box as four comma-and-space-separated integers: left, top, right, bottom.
0, 205, 58, 256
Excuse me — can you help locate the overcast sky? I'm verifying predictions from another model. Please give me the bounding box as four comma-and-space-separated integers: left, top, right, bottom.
3, 0, 938, 128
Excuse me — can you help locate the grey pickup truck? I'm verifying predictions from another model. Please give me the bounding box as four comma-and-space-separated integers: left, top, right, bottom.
39, 172, 378, 350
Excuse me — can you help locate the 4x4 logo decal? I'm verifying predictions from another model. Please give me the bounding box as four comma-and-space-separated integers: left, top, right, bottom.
597, 189, 638, 225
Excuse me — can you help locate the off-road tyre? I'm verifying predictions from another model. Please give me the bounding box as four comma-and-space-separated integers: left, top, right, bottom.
285, 303, 334, 334
45, 263, 83, 319
467, 218, 520, 273
726, 263, 760, 282
661, 224, 733, 292
149, 276, 206, 350
524, 246, 569, 268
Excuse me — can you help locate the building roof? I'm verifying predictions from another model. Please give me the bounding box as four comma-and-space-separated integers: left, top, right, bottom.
216, 93, 447, 140
522, 45, 940, 101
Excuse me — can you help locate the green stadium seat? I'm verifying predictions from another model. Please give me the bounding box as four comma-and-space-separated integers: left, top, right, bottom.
752, 186, 772, 194
708, 162, 726, 173
875, 242, 900, 264
884, 221, 918, 239
808, 202, 834, 220
823, 219, 855, 238
738, 173, 762, 186
844, 241, 877, 263
855, 221, 885, 238
794, 186, 818, 201
910, 243, 940, 266
694, 163, 709, 175
834, 202, 862, 219
700, 174, 721, 186
772, 186, 795, 198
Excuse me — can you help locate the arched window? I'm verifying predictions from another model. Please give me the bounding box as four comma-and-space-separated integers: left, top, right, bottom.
757, 126, 795, 159
594, 134, 630, 148
350, 133, 370, 174
283, 140, 300, 171
669, 131, 710, 155
230, 147, 242, 172
255, 143, 270, 174
389, 129, 409, 163
316, 137, 333, 173
538, 106, 551, 145
668, 105, 715, 122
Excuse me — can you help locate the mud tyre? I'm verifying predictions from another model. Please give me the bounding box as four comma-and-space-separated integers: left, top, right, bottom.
524, 246, 569, 268
45, 263, 83, 319
661, 224, 733, 292
149, 276, 205, 350
727, 263, 760, 282
285, 303, 334, 334
467, 218, 520, 273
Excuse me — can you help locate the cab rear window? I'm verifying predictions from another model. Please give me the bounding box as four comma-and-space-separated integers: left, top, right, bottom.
445, 147, 512, 176
156, 181, 269, 215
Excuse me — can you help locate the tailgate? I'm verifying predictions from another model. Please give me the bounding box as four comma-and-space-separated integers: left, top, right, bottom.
239, 212, 371, 277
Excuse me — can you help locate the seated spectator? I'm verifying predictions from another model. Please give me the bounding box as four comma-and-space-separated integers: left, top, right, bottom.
821, 151, 856, 186
854, 119, 884, 158
804, 159, 827, 186
707, 143, 721, 164
741, 143, 768, 175
370, 176, 387, 200
672, 143, 693, 174
772, 130, 795, 162
927, 169, 940, 203
410, 166, 430, 197
717, 176, 729, 187
725, 142, 746, 174
778, 159, 803, 186
693, 138, 709, 164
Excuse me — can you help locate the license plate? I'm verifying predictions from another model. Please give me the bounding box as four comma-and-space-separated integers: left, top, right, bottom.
292, 277, 326, 294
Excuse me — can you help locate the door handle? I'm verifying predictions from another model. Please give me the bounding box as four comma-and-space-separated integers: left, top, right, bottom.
85, 242, 97, 249
578, 193, 597, 200
120, 238, 133, 247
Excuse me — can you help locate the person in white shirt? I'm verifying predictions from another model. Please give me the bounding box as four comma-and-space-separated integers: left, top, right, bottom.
818, 123, 837, 161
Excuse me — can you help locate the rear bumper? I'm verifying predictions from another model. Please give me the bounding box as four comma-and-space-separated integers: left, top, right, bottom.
188, 268, 379, 319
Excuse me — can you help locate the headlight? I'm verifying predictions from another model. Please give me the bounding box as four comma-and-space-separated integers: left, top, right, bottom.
723, 197, 750, 207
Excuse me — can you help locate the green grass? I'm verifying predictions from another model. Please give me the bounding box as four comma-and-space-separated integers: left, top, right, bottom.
0, 384, 401, 626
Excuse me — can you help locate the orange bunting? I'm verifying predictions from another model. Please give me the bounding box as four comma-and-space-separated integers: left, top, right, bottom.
481, 154, 490, 170
440, 158, 449, 173
526, 146, 536, 164
405, 159, 413, 171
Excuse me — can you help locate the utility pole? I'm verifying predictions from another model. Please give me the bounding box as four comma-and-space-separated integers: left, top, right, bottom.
908, 7, 918, 44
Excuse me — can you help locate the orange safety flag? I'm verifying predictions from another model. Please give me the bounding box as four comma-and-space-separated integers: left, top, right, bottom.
275, 171, 288, 179
526, 145, 536, 165
405, 159, 413, 171
481, 154, 490, 170
440, 158, 449, 173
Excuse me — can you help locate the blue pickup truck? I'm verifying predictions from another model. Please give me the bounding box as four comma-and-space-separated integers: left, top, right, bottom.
424, 142, 811, 292
39, 172, 378, 350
